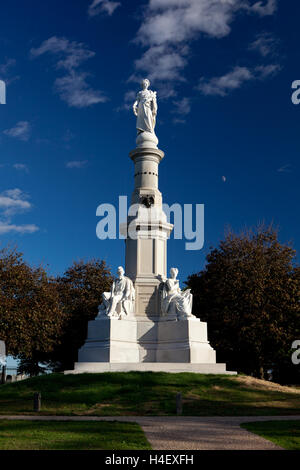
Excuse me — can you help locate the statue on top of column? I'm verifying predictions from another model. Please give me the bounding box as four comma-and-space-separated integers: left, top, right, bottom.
133, 79, 158, 148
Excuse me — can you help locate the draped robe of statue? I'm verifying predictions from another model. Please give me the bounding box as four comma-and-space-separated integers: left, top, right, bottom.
135, 89, 157, 134
161, 278, 194, 320
98, 275, 135, 319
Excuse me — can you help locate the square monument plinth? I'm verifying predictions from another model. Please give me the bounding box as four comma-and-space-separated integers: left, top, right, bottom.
67, 316, 237, 374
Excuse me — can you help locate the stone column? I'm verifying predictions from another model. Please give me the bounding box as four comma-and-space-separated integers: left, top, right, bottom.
123, 146, 173, 320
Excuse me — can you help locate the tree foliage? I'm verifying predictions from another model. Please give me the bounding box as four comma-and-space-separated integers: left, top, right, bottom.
51, 259, 113, 371
0, 248, 113, 374
187, 226, 300, 382
17, 355, 48, 377
0, 247, 64, 361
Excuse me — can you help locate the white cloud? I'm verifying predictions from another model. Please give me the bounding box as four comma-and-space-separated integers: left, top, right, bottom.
137, 0, 237, 47
0, 188, 31, 216
0, 189, 39, 235
0, 58, 16, 77
2, 188, 25, 200
131, 0, 278, 92
0, 58, 19, 86
249, 32, 279, 57
124, 90, 137, 104
88, 0, 121, 17
55, 72, 106, 108
277, 164, 292, 173
133, 45, 188, 83
255, 63, 281, 78
171, 97, 191, 123
173, 97, 191, 115
31, 37, 95, 70
3, 121, 31, 141
197, 64, 280, 96
0, 222, 38, 234
173, 118, 186, 124
248, 0, 277, 16
13, 163, 29, 172
66, 160, 88, 168
122, 90, 137, 111
198, 66, 253, 96
30, 36, 107, 108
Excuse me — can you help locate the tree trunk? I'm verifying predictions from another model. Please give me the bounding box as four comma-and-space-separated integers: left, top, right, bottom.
259, 366, 264, 380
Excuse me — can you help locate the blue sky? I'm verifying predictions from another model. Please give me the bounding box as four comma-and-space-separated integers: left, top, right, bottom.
0, 0, 299, 309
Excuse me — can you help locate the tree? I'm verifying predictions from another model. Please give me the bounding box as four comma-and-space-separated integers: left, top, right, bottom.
187, 226, 300, 382
0, 247, 65, 365
0, 249, 113, 374
17, 355, 48, 377
51, 259, 113, 371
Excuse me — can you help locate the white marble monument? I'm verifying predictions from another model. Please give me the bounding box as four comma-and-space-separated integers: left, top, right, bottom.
66, 80, 236, 375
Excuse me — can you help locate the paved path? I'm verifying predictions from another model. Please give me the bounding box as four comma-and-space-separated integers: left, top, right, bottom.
0, 415, 299, 450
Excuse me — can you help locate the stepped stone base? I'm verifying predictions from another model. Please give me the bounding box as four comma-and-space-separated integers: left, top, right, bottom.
65, 362, 236, 374
65, 317, 236, 375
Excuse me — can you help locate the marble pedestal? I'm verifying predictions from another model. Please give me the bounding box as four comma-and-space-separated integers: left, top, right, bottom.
65, 140, 236, 376
65, 317, 236, 375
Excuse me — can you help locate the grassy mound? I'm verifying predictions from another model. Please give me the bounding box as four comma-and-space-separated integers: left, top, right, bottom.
0, 372, 299, 416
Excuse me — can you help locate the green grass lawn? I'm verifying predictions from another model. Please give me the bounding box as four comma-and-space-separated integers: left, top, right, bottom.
0, 372, 299, 416
241, 420, 300, 450
0, 420, 151, 450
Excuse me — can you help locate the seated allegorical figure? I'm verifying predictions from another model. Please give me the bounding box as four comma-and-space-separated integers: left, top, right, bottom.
160, 267, 195, 320
97, 266, 135, 320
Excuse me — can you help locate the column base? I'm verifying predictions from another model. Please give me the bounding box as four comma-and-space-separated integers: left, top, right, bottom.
65, 363, 236, 374
67, 317, 236, 375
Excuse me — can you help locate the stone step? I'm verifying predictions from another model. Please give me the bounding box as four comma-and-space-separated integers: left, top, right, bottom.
65, 362, 237, 374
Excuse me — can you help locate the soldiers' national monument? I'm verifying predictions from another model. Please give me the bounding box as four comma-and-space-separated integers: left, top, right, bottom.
67, 80, 235, 375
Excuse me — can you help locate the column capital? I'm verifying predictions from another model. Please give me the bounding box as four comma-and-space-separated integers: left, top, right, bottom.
129, 147, 165, 164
